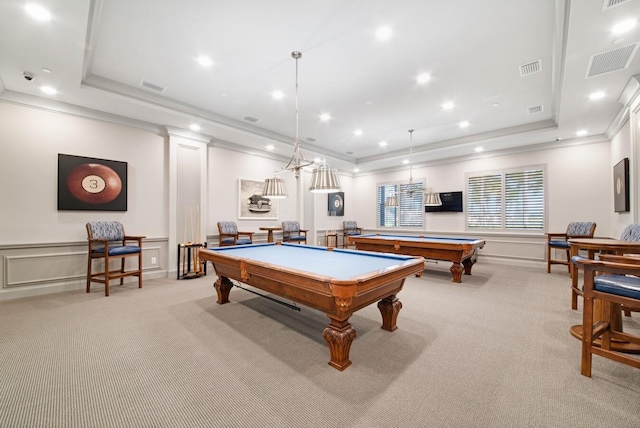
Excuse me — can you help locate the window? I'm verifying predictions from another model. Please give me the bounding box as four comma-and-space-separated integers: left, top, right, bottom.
377, 182, 424, 228
467, 167, 544, 231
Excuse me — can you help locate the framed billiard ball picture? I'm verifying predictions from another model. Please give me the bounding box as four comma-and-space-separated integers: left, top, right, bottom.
58, 154, 127, 211
328, 192, 344, 216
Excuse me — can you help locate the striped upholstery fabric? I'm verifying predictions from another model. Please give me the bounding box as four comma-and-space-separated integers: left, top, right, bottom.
620, 224, 640, 241
87, 221, 125, 242
343, 221, 360, 235
549, 222, 596, 249
218, 221, 238, 235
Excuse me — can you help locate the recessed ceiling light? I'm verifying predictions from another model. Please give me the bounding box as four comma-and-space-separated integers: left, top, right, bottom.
196, 55, 213, 67
25, 4, 51, 21
376, 26, 392, 40
271, 90, 284, 100
492, 103, 499, 107
379, 141, 388, 147
42, 68, 52, 74
365, 100, 373, 105
40, 86, 57, 95
353, 168, 360, 173
475, 147, 484, 153
313, 157, 322, 163
402, 159, 409, 165
576, 130, 588, 137
220, 93, 228, 97
612, 19, 637, 35
416, 73, 431, 84
266, 144, 274, 151
190, 124, 201, 132
320, 113, 331, 121
589, 91, 605, 100
442, 101, 454, 110
459, 121, 470, 128
354, 129, 363, 136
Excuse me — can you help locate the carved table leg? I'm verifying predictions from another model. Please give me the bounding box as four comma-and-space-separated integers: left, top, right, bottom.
462, 258, 475, 275
214, 276, 234, 304
450, 262, 463, 283
378, 295, 402, 332
323, 316, 357, 371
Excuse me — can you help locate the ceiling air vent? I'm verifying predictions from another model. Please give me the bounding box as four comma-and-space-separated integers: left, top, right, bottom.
140, 79, 166, 93
519, 59, 542, 77
602, 0, 629, 10
305, 137, 317, 143
586, 43, 638, 78
528, 105, 544, 114
242, 115, 260, 123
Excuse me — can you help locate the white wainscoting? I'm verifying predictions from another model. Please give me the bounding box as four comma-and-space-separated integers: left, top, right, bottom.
0, 238, 169, 301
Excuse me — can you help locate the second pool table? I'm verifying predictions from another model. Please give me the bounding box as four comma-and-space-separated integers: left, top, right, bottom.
350, 234, 485, 283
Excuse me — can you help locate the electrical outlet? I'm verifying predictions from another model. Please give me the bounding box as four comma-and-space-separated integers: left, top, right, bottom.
151, 257, 157, 265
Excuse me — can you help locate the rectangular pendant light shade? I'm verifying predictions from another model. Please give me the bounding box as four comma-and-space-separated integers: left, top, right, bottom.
385, 196, 399, 207
262, 177, 288, 198
309, 164, 342, 193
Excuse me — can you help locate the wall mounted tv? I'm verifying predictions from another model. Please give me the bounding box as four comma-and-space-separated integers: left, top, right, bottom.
425, 191, 463, 213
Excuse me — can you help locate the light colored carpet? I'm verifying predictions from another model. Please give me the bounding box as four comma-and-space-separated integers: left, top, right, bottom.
1, 262, 639, 427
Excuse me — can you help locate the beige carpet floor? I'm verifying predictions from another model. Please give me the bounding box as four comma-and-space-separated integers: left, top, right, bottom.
1, 261, 639, 427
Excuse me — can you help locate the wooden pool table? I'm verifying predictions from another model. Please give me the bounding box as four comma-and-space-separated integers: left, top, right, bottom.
350, 234, 485, 283
198, 243, 424, 371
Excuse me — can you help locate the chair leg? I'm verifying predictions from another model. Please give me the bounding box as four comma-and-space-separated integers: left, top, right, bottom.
86, 256, 92, 293
565, 249, 571, 273
546, 245, 551, 273
104, 254, 110, 297
581, 295, 594, 377
119, 258, 125, 286
138, 251, 143, 288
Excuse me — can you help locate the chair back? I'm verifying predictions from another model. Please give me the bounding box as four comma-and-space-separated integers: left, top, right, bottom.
282, 221, 300, 233
86, 221, 125, 241
620, 224, 640, 241
566, 222, 596, 239
343, 220, 358, 232
218, 221, 239, 235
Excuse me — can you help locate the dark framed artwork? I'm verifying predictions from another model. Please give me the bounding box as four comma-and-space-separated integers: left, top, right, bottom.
614, 157, 629, 213
328, 192, 344, 216
58, 154, 128, 211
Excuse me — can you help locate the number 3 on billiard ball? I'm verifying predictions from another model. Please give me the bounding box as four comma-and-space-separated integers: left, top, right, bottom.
66, 163, 122, 204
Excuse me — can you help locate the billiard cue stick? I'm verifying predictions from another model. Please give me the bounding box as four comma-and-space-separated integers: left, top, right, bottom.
232, 281, 301, 311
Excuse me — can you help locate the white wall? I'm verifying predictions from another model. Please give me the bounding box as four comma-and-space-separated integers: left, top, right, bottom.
353, 141, 612, 237
0, 102, 167, 243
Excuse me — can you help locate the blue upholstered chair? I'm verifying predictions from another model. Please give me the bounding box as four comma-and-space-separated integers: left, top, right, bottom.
571, 254, 640, 377
86, 221, 145, 296
546, 222, 596, 274
282, 221, 307, 244
217, 221, 253, 246
342, 220, 362, 248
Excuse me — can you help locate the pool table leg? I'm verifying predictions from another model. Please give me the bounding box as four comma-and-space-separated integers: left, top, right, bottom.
450, 263, 464, 283
323, 316, 356, 371
378, 295, 402, 331
214, 276, 234, 304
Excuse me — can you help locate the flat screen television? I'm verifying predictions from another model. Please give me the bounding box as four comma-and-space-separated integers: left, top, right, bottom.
425, 191, 463, 213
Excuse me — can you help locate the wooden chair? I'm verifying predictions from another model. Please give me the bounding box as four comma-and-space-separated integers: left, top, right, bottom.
546, 222, 596, 274
217, 221, 253, 246
86, 221, 145, 296
342, 220, 362, 248
572, 254, 640, 377
282, 220, 307, 244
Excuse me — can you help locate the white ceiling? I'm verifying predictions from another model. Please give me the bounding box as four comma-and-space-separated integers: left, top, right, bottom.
1, 0, 640, 173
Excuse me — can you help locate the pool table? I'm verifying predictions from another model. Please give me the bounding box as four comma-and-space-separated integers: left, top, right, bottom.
350, 234, 485, 283
198, 243, 424, 371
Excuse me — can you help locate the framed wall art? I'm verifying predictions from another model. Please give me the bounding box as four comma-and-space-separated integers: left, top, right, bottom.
613, 157, 630, 213
238, 178, 278, 220
58, 154, 127, 211
328, 192, 344, 216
